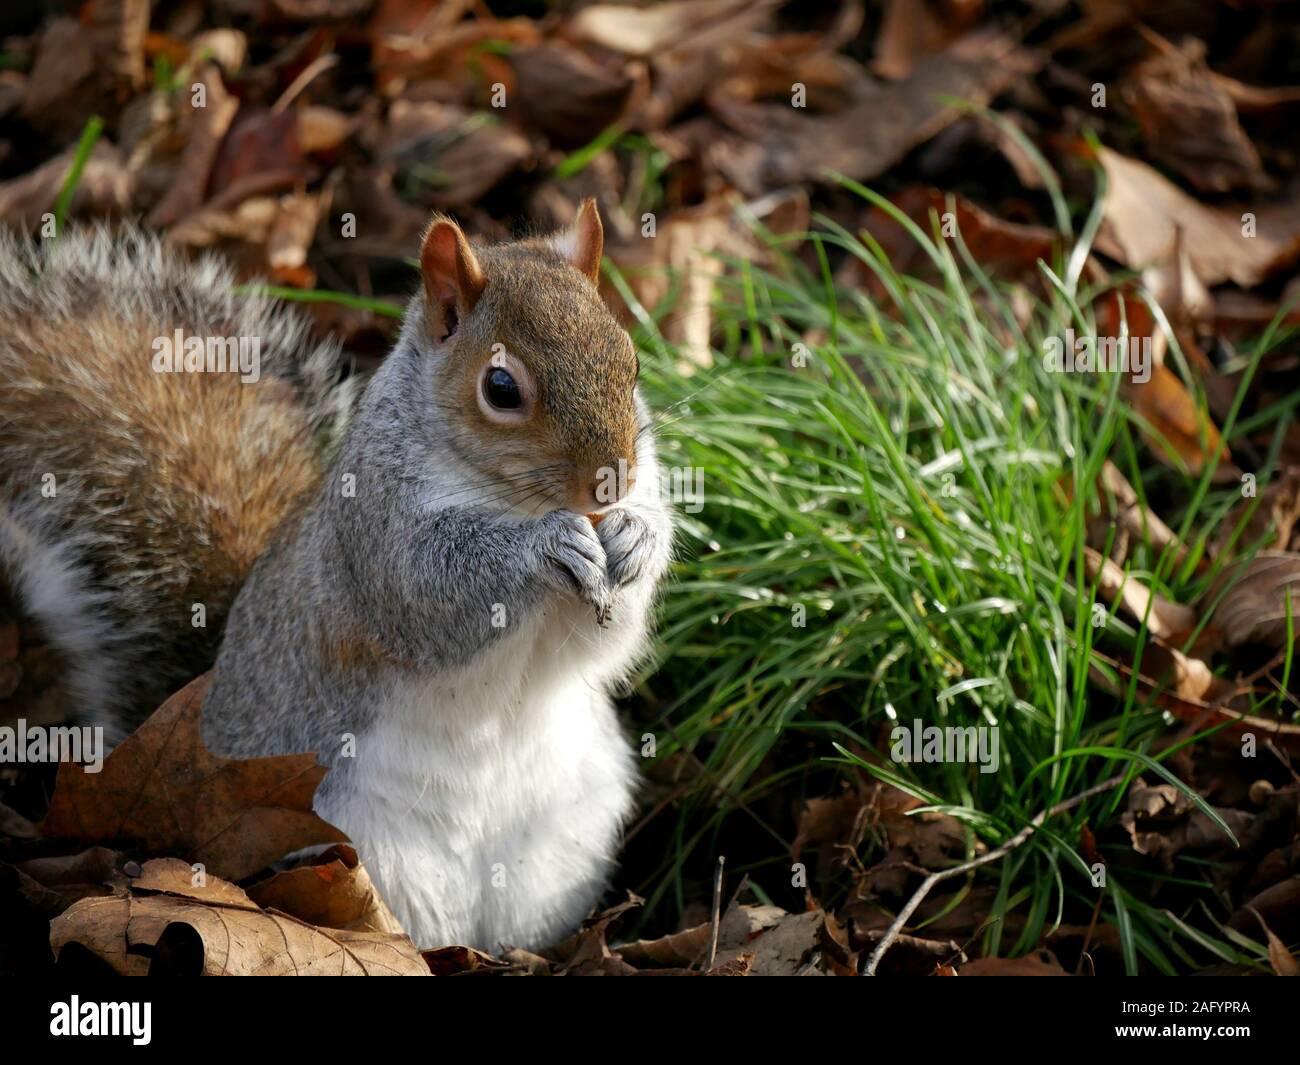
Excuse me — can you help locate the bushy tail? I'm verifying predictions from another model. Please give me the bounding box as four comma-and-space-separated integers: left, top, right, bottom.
0, 225, 358, 733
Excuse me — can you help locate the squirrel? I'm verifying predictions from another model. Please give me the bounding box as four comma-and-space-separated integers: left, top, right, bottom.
0, 201, 673, 952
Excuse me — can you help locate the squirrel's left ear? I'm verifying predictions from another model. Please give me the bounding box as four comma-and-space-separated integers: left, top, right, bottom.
421, 216, 486, 340
549, 198, 604, 284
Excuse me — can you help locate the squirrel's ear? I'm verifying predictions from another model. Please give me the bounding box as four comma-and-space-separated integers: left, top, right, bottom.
549, 198, 604, 284
421, 216, 486, 339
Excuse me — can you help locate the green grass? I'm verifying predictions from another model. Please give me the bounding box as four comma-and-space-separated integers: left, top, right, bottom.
53, 117, 104, 235
615, 178, 1295, 974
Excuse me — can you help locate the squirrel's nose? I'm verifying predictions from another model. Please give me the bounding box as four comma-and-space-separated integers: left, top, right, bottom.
576, 461, 637, 511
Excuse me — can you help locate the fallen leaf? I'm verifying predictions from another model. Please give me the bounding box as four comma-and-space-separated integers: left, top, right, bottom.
0, 142, 134, 229
1247, 907, 1298, 976
1123, 35, 1266, 194
959, 950, 1069, 975
1215, 467, 1300, 558
708, 28, 1042, 195
1095, 147, 1300, 287
1208, 552, 1300, 648
50, 859, 427, 976
1125, 363, 1234, 480
564, 0, 782, 58
41, 673, 348, 882
873, 0, 984, 80
422, 944, 514, 975
146, 64, 240, 229
15, 847, 129, 917
509, 44, 634, 148
548, 891, 643, 975
1084, 547, 1197, 643
371, 101, 533, 210
246, 844, 404, 934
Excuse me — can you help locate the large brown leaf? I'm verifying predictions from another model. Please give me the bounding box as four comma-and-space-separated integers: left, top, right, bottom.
42, 673, 347, 882
1096, 147, 1300, 287
50, 859, 428, 976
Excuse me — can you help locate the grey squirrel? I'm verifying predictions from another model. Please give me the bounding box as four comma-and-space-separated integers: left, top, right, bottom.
0, 201, 673, 951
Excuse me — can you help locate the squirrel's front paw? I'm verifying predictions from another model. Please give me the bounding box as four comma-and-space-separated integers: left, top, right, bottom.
596, 507, 666, 589
536, 510, 612, 624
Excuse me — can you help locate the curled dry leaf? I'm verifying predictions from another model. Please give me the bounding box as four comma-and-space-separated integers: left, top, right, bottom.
41, 673, 348, 883
549, 891, 643, 975
1120, 782, 1251, 869
1246, 907, 1299, 977
50, 858, 428, 976
246, 844, 405, 935
1208, 551, 1300, 648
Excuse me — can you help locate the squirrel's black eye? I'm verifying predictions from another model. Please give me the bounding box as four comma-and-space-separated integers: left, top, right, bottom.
483, 367, 522, 410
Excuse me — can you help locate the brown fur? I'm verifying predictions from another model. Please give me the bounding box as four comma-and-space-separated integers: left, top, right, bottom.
0, 226, 351, 717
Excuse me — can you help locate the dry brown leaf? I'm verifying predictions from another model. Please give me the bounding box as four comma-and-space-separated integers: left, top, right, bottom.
50, 859, 427, 976
42, 673, 348, 882
959, 951, 1069, 976
1123, 37, 1266, 194
298, 105, 357, 154
1093, 460, 1190, 571
422, 944, 514, 975
146, 65, 240, 230
874, 0, 985, 80
1125, 363, 1234, 480
550, 892, 643, 975
1247, 907, 1298, 977
209, 106, 305, 206
15, 847, 129, 917
266, 191, 324, 276
613, 901, 785, 971
1230, 878, 1300, 948
1084, 547, 1197, 643
246, 844, 404, 934
1095, 147, 1300, 288
1215, 467, 1300, 558
1208, 551, 1300, 648
1120, 782, 1251, 868
188, 29, 249, 75
0, 142, 134, 229
371, 101, 533, 210
708, 28, 1041, 195
564, 0, 782, 58
509, 44, 634, 148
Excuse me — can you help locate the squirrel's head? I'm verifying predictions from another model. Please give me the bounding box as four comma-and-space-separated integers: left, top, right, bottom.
418, 200, 642, 514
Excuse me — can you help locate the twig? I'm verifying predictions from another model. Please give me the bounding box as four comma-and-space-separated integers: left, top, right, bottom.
863, 774, 1125, 976
707, 856, 725, 971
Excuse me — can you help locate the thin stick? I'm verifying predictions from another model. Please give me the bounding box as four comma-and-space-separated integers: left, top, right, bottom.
863, 774, 1124, 976
707, 856, 725, 971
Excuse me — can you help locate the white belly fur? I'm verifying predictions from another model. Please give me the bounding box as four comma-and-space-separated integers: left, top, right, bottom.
316, 600, 638, 952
